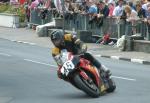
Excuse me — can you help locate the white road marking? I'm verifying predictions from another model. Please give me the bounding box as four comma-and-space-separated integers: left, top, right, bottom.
23, 59, 137, 81
111, 76, 136, 81
0, 52, 11, 56
16, 41, 36, 45
10, 40, 36, 45
24, 59, 57, 67
21, 42, 36, 45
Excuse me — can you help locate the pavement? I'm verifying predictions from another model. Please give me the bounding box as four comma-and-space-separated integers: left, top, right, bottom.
0, 27, 150, 65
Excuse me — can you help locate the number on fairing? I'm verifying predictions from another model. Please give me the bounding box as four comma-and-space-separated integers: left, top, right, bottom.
61, 60, 75, 76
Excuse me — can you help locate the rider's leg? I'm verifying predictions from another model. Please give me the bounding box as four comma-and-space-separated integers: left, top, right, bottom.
81, 53, 111, 76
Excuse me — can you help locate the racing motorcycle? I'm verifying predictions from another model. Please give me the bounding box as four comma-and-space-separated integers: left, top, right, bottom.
57, 49, 116, 98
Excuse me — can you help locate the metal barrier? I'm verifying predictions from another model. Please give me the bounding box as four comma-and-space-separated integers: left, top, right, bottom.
29, 11, 149, 41
125, 20, 148, 39
63, 14, 118, 38
64, 15, 149, 40
30, 9, 53, 25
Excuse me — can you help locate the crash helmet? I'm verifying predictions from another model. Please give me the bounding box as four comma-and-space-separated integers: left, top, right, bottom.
50, 30, 64, 47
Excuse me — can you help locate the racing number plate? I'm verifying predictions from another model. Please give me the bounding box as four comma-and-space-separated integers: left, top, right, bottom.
61, 60, 75, 76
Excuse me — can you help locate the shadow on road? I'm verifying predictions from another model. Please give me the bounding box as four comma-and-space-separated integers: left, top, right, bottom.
50, 90, 117, 100
52, 92, 98, 100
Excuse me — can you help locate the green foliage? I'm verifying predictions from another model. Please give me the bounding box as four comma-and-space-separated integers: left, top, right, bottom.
0, 3, 10, 13
0, 3, 25, 22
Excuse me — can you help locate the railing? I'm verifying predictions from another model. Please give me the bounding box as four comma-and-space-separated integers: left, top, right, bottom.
30, 9, 53, 25
29, 10, 149, 41
64, 14, 149, 40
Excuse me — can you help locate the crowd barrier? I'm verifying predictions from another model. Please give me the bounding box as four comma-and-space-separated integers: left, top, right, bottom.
30, 9, 53, 25
64, 14, 149, 40
29, 10, 149, 41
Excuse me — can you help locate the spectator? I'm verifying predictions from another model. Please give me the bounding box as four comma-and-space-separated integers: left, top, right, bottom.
142, 0, 150, 10
10, 0, 18, 4
53, 0, 62, 14
30, 0, 40, 10
87, 0, 98, 15
127, 1, 136, 10
104, 0, 109, 5
124, 5, 138, 23
44, 0, 51, 9
64, 0, 73, 12
136, 1, 146, 18
140, 0, 147, 4
124, 5, 138, 35
24, 0, 31, 22
104, 0, 114, 5
64, 1, 76, 20
145, 3, 150, 40
75, 0, 83, 5
86, 0, 98, 24
0, 0, 9, 2
136, 1, 146, 37
78, 1, 89, 12
145, 3, 150, 21
100, 33, 111, 45
96, 1, 109, 27
36, 0, 51, 20
113, 0, 124, 17
97, 1, 109, 18
108, 3, 115, 17
120, 0, 128, 20
108, 0, 115, 4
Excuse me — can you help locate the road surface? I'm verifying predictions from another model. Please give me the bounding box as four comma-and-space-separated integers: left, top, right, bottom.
0, 39, 150, 103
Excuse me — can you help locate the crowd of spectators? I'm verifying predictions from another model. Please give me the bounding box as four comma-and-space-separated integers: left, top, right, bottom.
0, 0, 9, 3
22, 0, 150, 37
1, 0, 149, 39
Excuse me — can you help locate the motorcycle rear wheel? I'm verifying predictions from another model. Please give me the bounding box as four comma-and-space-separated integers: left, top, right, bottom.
106, 78, 116, 93
73, 74, 100, 98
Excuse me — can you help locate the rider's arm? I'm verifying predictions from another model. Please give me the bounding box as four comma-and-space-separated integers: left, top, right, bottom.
72, 34, 87, 53
63, 33, 87, 53
52, 47, 66, 79
52, 47, 62, 66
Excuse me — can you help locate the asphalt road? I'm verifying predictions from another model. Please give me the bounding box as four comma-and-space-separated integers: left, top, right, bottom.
0, 39, 150, 103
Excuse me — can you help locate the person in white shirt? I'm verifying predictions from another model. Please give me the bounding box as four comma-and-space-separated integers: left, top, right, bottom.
142, 0, 150, 10
124, 5, 138, 35
113, 0, 124, 16
105, 0, 115, 5
125, 5, 138, 22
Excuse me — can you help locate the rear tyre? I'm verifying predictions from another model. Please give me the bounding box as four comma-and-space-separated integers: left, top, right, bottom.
73, 74, 100, 98
106, 78, 116, 93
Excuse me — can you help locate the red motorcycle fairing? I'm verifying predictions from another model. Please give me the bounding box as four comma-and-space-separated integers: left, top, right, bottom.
78, 58, 101, 87
79, 71, 89, 80
57, 51, 101, 87
56, 51, 116, 97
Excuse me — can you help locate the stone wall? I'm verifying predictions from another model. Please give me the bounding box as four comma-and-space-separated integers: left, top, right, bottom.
0, 13, 19, 28
133, 40, 150, 53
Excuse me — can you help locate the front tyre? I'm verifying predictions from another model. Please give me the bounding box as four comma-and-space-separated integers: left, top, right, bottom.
73, 74, 100, 98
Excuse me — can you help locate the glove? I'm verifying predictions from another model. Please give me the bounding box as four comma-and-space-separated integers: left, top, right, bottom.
57, 70, 62, 79
81, 44, 87, 53
57, 70, 68, 80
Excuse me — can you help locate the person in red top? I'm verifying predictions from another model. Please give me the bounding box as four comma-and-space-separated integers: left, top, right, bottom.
108, 3, 115, 17
100, 34, 111, 45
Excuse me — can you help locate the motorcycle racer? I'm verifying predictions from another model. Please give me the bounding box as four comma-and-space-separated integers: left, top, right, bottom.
50, 30, 111, 79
